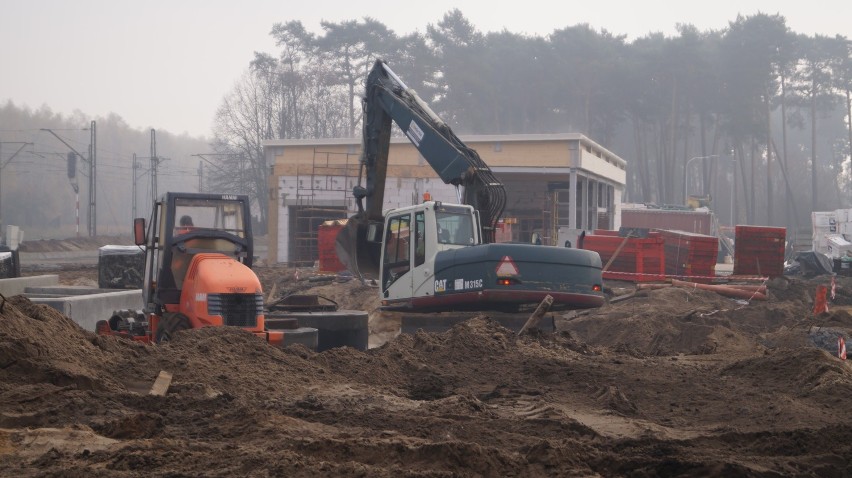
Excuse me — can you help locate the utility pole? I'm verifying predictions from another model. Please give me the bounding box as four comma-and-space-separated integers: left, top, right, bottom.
130, 154, 154, 218
197, 161, 203, 192
0, 141, 32, 234
150, 130, 157, 201
191, 153, 239, 193
150, 129, 163, 203
132, 153, 138, 218
40, 126, 94, 236
67, 151, 80, 237
88, 121, 97, 236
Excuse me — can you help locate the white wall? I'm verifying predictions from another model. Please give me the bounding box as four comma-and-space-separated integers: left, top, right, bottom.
276, 175, 458, 263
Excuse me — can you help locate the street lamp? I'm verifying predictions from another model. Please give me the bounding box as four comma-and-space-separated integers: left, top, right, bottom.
683, 155, 718, 203
729, 158, 738, 226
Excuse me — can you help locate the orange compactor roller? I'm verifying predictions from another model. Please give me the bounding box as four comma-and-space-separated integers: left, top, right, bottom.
97, 192, 314, 349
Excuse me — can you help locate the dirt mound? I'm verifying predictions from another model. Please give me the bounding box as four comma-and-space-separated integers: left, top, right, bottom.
723, 347, 852, 399
3, 270, 852, 475
565, 286, 741, 355
0, 296, 129, 393
561, 277, 841, 357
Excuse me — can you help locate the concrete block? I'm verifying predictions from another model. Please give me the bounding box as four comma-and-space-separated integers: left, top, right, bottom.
29, 289, 143, 331
19, 250, 99, 262
0, 275, 59, 296
25, 286, 106, 296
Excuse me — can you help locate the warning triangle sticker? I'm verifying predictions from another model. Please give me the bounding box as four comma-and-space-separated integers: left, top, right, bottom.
496, 256, 519, 277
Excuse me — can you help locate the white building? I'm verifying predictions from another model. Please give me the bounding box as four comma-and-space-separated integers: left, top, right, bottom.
264, 133, 627, 265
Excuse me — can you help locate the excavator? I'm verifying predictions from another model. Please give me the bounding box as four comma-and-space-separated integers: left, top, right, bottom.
336, 60, 605, 312
96, 192, 304, 347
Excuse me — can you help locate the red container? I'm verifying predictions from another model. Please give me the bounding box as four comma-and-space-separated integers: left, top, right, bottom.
621, 209, 713, 235
733, 226, 786, 277
656, 229, 718, 283
582, 232, 665, 282
317, 219, 347, 273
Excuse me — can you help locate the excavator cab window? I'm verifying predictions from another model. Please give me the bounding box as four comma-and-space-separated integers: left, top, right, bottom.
382, 214, 411, 290
436, 208, 476, 246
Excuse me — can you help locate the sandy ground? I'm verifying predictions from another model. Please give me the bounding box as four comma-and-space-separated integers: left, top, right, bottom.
3, 259, 852, 476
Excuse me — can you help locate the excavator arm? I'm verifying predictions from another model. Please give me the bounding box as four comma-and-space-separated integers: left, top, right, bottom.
338, 59, 506, 280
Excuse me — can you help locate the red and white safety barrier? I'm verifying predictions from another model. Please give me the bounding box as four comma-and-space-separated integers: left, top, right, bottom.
602, 270, 769, 283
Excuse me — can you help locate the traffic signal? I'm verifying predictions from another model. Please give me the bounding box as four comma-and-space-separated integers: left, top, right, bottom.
67, 152, 76, 178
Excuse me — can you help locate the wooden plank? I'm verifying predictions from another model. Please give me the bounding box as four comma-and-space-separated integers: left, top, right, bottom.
149, 371, 173, 397
518, 295, 554, 336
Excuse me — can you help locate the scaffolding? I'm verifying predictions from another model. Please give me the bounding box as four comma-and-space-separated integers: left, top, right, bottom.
290, 149, 359, 265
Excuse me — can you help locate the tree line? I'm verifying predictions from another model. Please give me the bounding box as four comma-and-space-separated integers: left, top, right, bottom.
211, 10, 852, 235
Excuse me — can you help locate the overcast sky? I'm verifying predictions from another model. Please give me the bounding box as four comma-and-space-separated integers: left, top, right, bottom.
2, 0, 850, 139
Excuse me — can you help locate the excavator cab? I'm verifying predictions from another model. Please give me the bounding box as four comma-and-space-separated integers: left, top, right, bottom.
380, 202, 482, 303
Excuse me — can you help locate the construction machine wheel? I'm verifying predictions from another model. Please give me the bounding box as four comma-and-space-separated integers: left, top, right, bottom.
155, 312, 191, 344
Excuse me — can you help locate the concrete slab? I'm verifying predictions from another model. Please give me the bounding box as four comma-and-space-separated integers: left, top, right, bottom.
25, 286, 112, 296
18, 251, 99, 266
27, 288, 143, 332
0, 275, 59, 296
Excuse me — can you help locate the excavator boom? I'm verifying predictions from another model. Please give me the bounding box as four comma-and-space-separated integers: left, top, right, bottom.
337, 60, 506, 280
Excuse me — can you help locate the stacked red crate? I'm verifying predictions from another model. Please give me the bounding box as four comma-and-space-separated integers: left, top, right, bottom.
582, 231, 666, 282
656, 229, 719, 283
317, 219, 347, 272
733, 225, 786, 277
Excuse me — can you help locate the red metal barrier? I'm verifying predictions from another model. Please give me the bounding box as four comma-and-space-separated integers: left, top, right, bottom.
733, 226, 786, 278
582, 232, 666, 282
656, 229, 718, 283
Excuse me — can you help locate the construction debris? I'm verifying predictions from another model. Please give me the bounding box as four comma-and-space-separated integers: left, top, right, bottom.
148, 370, 173, 396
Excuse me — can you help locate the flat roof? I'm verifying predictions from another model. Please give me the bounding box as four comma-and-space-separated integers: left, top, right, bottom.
265, 133, 625, 168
